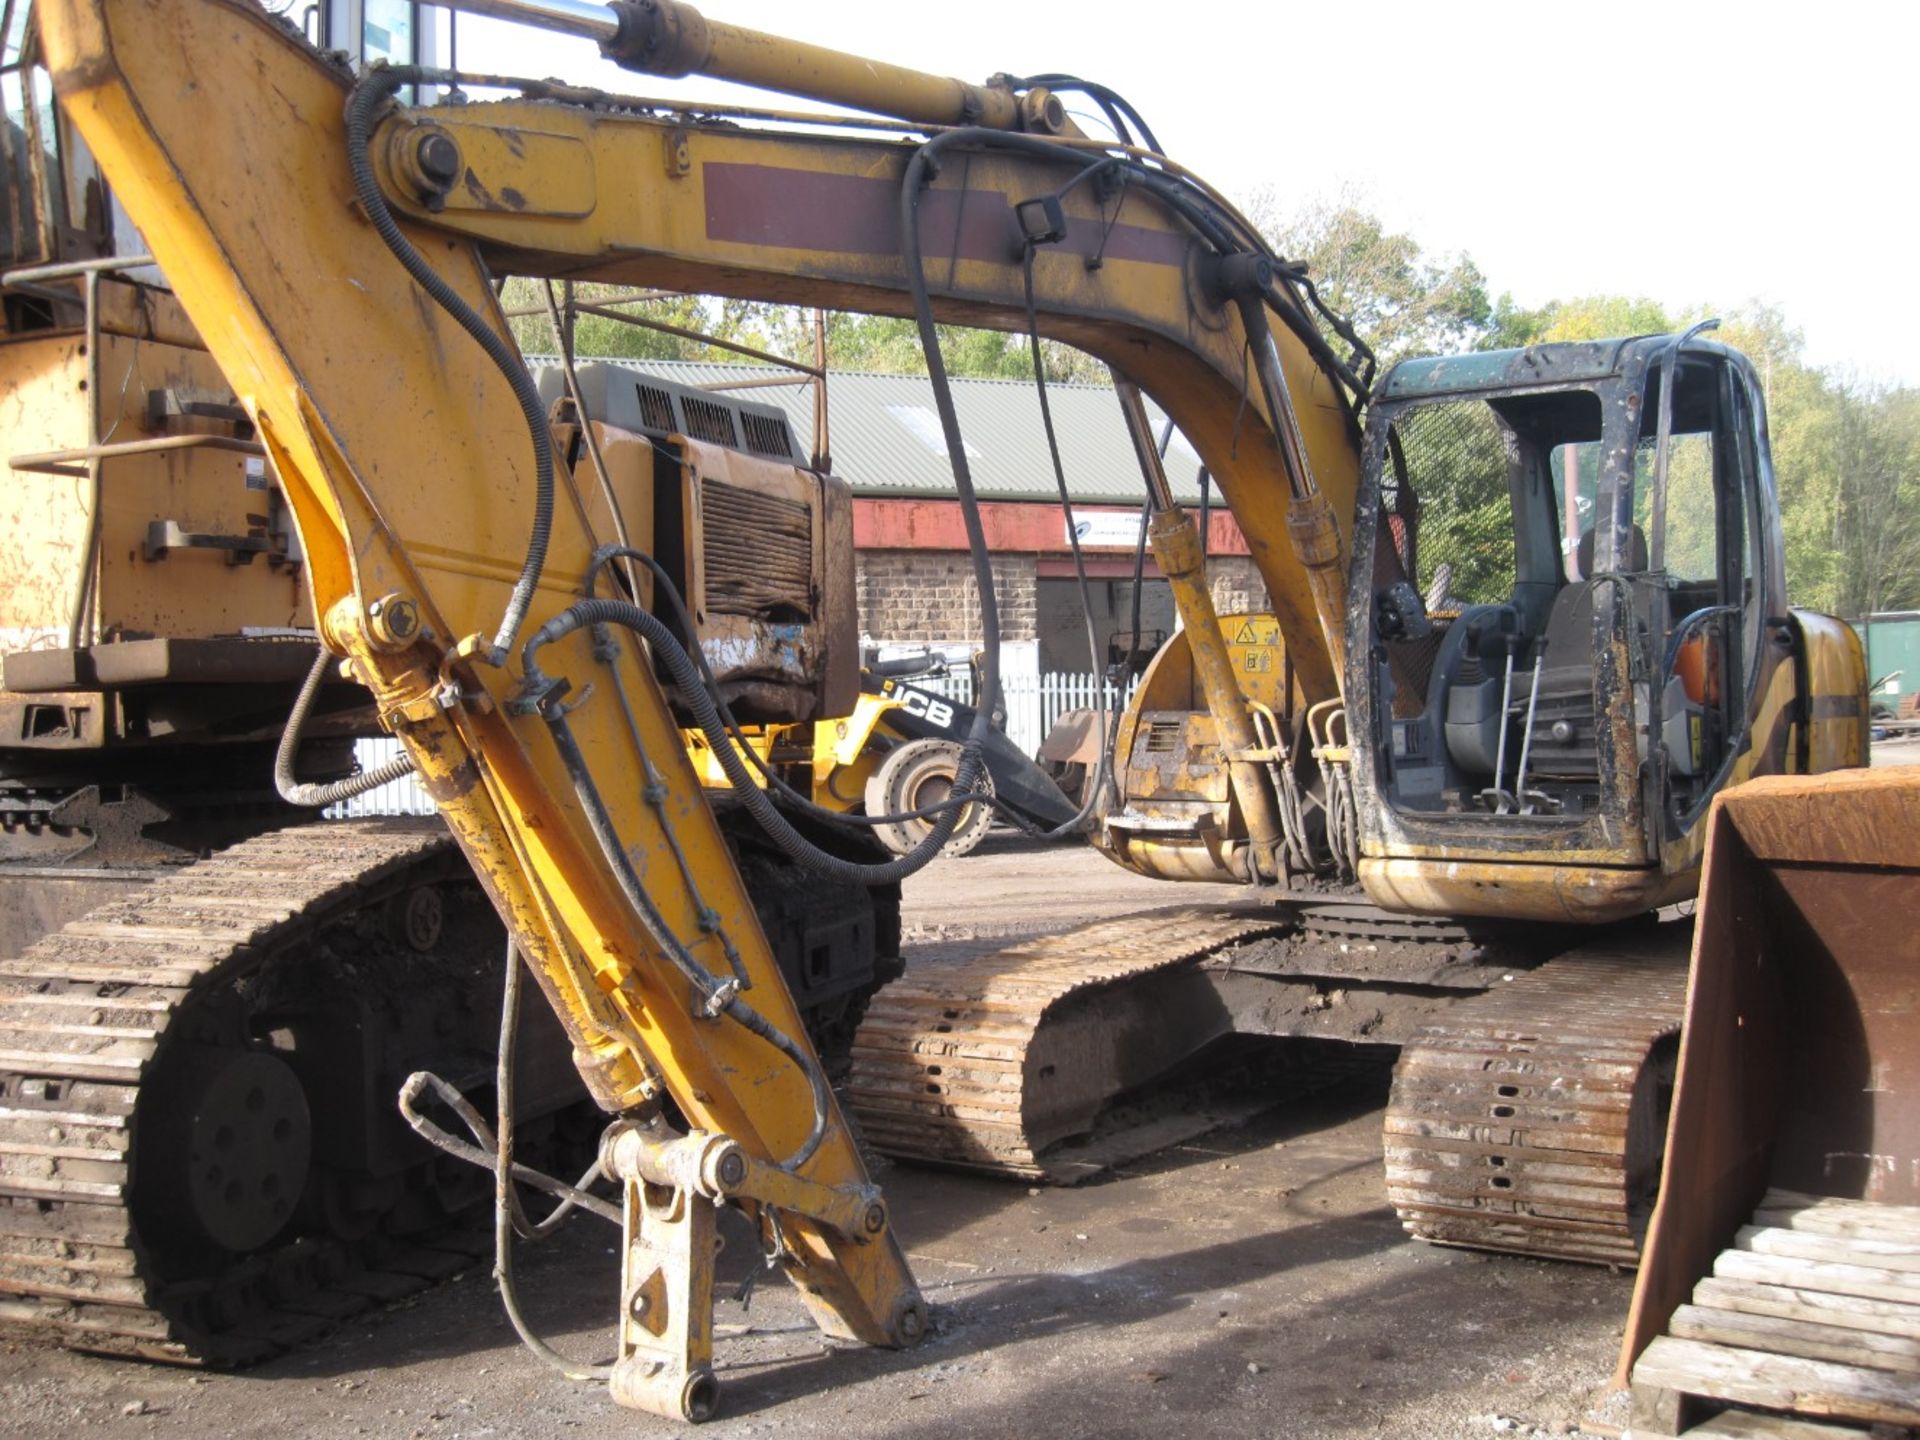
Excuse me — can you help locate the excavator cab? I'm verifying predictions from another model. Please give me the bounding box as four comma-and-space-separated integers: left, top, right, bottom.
1348, 334, 1862, 922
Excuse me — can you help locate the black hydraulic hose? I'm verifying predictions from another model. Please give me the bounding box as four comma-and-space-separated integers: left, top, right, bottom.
344, 66, 552, 666
577, 544, 1005, 835
1011, 73, 1163, 153
1124, 491, 1151, 677
898, 136, 1014, 826
897, 125, 1372, 423
533, 684, 832, 1173
275, 647, 416, 807
1198, 466, 1212, 563
1106, 425, 1172, 805
890, 129, 1204, 832
523, 598, 968, 887
1018, 244, 1110, 837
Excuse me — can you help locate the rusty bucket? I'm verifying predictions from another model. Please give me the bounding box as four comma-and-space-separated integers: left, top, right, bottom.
1619, 765, 1920, 1378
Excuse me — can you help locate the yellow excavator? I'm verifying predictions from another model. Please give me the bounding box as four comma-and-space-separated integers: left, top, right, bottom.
0, 0, 903, 1373
15, 0, 1872, 1422
848, 324, 1867, 1269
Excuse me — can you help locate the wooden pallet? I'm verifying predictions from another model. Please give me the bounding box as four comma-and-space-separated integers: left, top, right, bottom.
1629, 1192, 1920, 1439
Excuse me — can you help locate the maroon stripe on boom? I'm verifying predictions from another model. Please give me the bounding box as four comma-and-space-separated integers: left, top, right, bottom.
703, 163, 1187, 269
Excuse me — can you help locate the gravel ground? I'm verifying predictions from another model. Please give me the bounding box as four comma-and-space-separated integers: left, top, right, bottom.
0, 837, 1655, 1439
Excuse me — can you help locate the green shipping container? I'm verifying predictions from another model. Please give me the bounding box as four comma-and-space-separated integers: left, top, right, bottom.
1862, 611, 1920, 710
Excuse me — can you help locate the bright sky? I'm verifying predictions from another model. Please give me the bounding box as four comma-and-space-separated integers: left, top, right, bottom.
442, 0, 1920, 385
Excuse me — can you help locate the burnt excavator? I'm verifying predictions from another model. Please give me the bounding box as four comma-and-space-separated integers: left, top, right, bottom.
13, 0, 1876, 1421
850, 330, 1868, 1268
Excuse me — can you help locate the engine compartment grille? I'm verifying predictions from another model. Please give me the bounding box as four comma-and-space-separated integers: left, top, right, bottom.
702, 480, 813, 618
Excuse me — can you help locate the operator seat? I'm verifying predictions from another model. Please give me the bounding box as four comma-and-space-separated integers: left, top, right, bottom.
1524, 524, 1648, 786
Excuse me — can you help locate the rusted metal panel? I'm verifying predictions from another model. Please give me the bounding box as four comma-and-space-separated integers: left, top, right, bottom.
1619, 767, 1920, 1382
677, 438, 856, 722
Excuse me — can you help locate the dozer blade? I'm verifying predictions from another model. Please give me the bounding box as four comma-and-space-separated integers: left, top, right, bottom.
1620, 768, 1920, 1437
844, 907, 1289, 1181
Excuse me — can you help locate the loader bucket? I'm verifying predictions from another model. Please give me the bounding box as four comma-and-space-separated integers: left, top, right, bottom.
1618, 766, 1920, 1380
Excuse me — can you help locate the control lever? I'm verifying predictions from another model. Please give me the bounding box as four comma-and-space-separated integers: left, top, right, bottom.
1480, 650, 1517, 814
1513, 657, 1553, 815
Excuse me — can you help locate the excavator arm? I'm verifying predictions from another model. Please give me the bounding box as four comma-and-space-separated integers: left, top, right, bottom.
35, 0, 1367, 1415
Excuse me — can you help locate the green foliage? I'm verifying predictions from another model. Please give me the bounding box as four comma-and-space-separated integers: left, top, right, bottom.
1392, 399, 1516, 605
507, 277, 1105, 385
1244, 190, 1492, 367
1486, 293, 1685, 349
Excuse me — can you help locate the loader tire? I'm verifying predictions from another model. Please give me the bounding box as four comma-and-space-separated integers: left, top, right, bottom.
866, 739, 995, 858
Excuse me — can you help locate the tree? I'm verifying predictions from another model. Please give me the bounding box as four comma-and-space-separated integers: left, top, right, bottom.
1485, 293, 1681, 349
1819, 379, 1920, 617
1243, 190, 1492, 367
507, 278, 1109, 386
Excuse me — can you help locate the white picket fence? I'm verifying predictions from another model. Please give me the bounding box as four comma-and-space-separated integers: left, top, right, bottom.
910, 670, 1133, 758
330, 735, 435, 818
328, 670, 1131, 820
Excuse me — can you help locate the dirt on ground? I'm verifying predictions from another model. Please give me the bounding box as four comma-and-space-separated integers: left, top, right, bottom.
0, 836, 1675, 1439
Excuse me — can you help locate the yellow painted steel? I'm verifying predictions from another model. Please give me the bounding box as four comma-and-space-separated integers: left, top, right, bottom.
1357, 857, 1699, 926
368, 100, 1359, 708
39, 0, 917, 1348
683, 696, 892, 810
1102, 609, 1303, 884
1794, 608, 1869, 773
609, 0, 1024, 130
1147, 507, 1286, 879
0, 292, 302, 649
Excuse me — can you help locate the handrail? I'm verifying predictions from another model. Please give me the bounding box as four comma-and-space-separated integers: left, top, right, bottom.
11, 433, 266, 479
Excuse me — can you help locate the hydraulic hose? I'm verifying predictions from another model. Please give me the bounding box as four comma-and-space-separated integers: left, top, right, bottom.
490, 941, 614, 1380
394, 943, 620, 1383
533, 683, 832, 1173
397, 1069, 620, 1227
522, 597, 969, 888
275, 647, 416, 807
1017, 243, 1113, 837
579, 544, 1016, 836
344, 66, 552, 666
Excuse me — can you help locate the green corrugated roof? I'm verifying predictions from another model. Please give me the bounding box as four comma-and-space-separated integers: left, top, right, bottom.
527, 356, 1211, 504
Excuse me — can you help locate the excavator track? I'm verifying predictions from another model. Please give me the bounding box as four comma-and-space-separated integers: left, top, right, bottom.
845, 906, 1289, 1180
1383, 924, 1692, 1267
0, 819, 556, 1365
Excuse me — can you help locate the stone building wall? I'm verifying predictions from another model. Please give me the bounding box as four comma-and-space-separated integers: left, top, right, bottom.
855, 550, 1038, 645
856, 548, 1271, 652
1206, 554, 1270, 618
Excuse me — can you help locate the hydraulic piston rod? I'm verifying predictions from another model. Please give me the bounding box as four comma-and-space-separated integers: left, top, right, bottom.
437, 0, 1024, 129
1115, 374, 1290, 882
